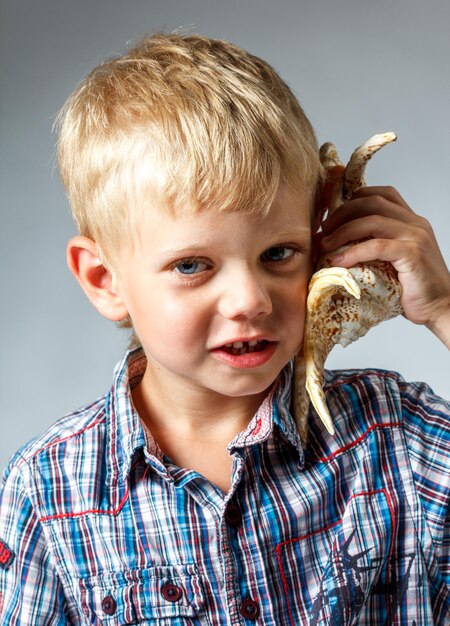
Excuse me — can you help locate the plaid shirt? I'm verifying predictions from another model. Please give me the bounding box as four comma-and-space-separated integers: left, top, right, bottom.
1, 347, 450, 625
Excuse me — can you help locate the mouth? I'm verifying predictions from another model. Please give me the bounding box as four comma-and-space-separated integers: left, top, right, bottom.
221, 339, 271, 355
210, 338, 278, 369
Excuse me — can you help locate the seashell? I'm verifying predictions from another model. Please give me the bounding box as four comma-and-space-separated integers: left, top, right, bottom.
293, 133, 402, 438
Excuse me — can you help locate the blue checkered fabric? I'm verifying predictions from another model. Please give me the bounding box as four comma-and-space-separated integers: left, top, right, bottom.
1, 347, 449, 624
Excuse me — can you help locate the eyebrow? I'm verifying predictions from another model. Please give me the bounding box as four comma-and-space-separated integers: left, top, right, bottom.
265, 224, 312, 248
270, 226, 311, 239
160, 225, 311, 258
160, 242, 208, 257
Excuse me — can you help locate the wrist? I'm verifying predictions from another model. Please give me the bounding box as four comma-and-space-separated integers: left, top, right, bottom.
425, 296, 450, 349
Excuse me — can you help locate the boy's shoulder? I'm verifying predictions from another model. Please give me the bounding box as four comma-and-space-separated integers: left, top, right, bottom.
312, 366, 450, 455
5, 350, 148, 481
3, 388, 130, 522
3, 350, 148, 520
1, 392, 110, 522
308, 367, 450, 502
5, 393, 108, 478
323, 365, 448, 420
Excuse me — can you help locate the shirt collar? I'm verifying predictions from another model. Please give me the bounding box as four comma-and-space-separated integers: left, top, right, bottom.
105, 347, 149, 486
105, 348, 304, 485
227, 360, 304, 461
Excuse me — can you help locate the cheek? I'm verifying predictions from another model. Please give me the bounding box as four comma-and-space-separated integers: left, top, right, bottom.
148, 293, 210, 346
278, 275, 309, 312
276, 278, 308, 342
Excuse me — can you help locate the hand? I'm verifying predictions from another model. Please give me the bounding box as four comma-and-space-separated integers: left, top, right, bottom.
319, 186, 450, 348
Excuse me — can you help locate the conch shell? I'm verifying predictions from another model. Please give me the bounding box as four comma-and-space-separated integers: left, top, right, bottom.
293, 133, 403, 438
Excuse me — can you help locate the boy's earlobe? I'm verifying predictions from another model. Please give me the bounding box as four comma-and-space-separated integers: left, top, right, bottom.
66, 236, 128, 322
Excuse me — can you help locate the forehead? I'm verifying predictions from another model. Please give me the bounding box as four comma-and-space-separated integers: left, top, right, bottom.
135, 186, 312, 250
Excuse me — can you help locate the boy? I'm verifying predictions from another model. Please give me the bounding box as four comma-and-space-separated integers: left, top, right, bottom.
1, 32, 449, 625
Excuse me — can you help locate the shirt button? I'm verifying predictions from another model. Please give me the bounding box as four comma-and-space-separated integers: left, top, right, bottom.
224, 502, 242, 528
240, 598, 260, 620
101, 595, 117, 615
161, 582, 183, 602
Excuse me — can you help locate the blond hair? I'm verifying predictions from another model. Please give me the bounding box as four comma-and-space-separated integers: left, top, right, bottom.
57, 33, 323, 269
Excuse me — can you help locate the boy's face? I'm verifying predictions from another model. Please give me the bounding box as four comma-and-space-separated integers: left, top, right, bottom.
114, 186, 312, 404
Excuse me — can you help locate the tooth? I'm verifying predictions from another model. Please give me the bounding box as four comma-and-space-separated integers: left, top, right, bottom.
248, 340, 258, 347
233, 341, 244, 348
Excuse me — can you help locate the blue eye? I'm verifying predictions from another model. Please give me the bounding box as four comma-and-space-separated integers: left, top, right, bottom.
262, 246, 295, 262
174, 258, 209, 275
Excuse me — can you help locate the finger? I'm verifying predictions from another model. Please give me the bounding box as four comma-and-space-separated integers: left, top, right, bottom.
321, 196, 418, 234
321, 215, 421, 252
351, 185, 411, 208
328, 238, 417, 271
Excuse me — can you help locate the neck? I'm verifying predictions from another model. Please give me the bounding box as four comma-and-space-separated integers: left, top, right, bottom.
132, 363, 269, 443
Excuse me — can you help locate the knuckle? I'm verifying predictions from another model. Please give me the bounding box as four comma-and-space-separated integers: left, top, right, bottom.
384, 185, 401, 200
373, 239, 388, 255
371, 214, 386, 230
383, 185, 408, 206
416, 215, 433, 233
412, 219, 434, 247
370, 195, 388, 210
413, 234, 429, 257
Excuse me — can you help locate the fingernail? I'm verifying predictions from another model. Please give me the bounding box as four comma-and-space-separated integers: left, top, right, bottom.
332, 254, 344, 263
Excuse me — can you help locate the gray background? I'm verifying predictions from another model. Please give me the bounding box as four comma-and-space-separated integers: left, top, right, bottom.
1, 0, 449, 472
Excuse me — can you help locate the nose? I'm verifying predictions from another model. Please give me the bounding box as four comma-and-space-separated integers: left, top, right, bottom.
218, 265, 273, 320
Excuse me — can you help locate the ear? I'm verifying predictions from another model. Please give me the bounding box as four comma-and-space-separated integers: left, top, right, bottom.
66, 236, 128, 321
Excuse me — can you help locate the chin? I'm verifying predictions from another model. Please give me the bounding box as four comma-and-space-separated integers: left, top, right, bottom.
217, 371, 283, 399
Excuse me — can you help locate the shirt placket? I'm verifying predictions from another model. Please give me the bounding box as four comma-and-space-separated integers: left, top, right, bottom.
177, 448, 264, 625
